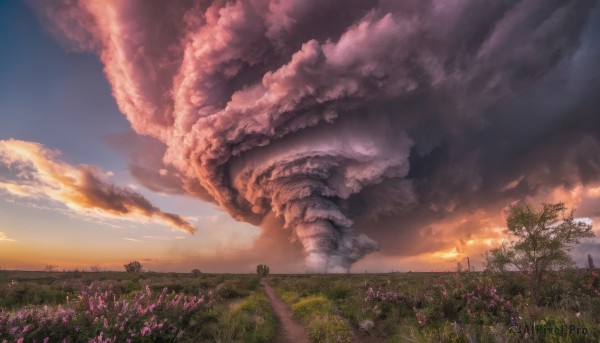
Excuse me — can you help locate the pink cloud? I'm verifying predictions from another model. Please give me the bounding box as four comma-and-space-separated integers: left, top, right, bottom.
32, 0, 598, 271
0, 139, 195, 234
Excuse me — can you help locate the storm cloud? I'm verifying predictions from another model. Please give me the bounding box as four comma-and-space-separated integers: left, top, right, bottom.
34, 0, 600, 271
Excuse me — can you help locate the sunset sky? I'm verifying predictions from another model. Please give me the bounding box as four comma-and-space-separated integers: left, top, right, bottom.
0, 1, 260, 272
1, 0, 600, 273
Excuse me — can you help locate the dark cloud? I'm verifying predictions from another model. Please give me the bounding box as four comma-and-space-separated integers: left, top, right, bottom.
104, 131, 215, 202
34, 0, 600, 271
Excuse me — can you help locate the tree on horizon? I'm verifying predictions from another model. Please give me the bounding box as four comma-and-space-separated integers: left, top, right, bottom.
124, 261, 143, 273
485, 202, 594, 301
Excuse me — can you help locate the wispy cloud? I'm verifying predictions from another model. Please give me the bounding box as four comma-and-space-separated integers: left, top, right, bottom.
122, 237, 140, 242
143, 235, 187, 241
0, 232, 15, 242
0, 139, 195, 234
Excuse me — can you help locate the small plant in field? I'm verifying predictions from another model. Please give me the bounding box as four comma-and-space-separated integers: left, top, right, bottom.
308, 315, 352, 343
359, 319, 374, 332
363, 286, 409, 322
124, 261, 143, 273
43, 264, 56, 272
579, 269, 600, 297
191, 268, 202, 276
364, 287, 407, 304
214, 282, 242, 299
413, 307, 427, 327
256, 264, 270, 277
291, 295, 332, 320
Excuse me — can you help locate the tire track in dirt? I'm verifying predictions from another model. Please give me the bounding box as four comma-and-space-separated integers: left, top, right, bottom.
261, 279, 310, 343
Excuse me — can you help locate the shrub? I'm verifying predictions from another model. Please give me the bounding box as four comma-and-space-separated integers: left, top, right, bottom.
279, 290, 300, 306
214, 282, 242, 299
124, 261, 143, 273
256, 264, 270, 277
291, 295, 332, 321
325, 282, 352, 300
359, 319, 374, 332
124, 279, 142, 293
308, 315, 352, 343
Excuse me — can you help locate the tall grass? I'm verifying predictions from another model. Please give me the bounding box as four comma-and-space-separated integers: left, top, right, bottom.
270, 269, 600, 342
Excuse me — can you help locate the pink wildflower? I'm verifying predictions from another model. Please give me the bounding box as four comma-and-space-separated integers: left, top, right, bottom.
141, 326, 152, 337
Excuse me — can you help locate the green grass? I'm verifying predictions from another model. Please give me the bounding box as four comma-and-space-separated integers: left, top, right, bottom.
307, 315, 353, 343
0, 270, 271, 342
291, 295, 332, 320
2, 270, 599, 342
274, 286, 353, 343
0, 270, 263, 309
269, 270, 600, 343
214, 292, 277, 343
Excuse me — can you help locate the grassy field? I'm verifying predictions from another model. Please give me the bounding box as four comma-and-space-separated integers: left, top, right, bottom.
270, 271, 600, 342
1, 269, 599, 342
0, 270, 275, 342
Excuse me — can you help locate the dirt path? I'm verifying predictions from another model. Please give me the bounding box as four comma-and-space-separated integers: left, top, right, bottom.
261, 279, 310, 343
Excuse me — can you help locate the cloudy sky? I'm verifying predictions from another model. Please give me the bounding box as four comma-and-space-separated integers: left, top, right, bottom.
1, 0, 599, 273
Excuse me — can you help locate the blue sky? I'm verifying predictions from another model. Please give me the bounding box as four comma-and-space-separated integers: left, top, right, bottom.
0, 1, 259, 272
0, 0, 129, 169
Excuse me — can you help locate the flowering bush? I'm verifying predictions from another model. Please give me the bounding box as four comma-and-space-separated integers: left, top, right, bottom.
418, 274, 517, 326
363, 285, 410, 323
578, 269, 600, 297
0, 283, 209, 342
269, 272, 600, 342
361, 273, 518, 330
364, 287, 407, 304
